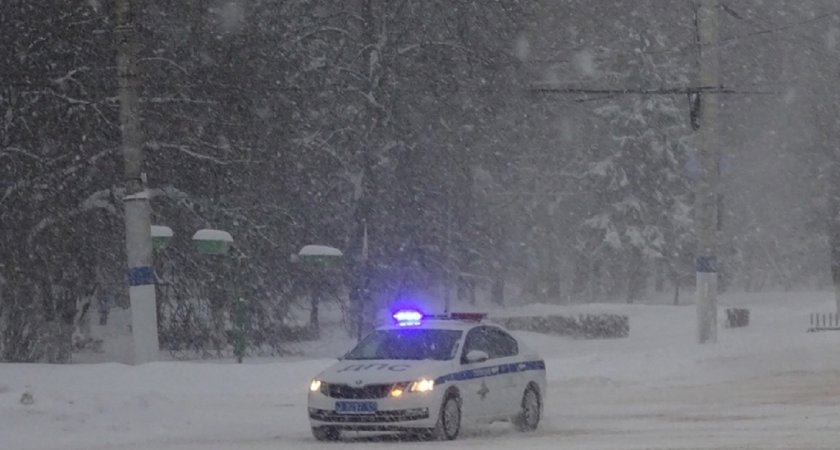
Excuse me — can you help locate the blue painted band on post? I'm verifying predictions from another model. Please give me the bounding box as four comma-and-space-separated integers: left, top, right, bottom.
695, 256, 717, 273
128, 266, 155, 286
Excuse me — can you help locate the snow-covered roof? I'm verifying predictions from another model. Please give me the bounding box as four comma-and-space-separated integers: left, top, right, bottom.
298, 245, 342, 257
192, 229, 233, 242
123, 190, 150, 201
150, 225, 174, 238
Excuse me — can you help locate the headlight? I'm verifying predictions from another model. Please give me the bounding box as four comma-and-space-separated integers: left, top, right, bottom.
390, 385, 405, 398
409, 378, 434, 393
389, 378, 433, 397
309, 379, 322, 392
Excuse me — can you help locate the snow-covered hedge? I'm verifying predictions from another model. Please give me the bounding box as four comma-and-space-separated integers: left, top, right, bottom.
724, 308, 750, 328
494, 313, 629, 339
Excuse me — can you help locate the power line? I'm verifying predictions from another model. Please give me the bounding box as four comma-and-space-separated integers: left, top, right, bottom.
721, 1, 840, 57
529, 84, 778, 104
719, 5, 838, 48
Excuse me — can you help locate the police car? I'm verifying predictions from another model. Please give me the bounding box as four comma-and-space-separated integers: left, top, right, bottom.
307, 310, 546, 441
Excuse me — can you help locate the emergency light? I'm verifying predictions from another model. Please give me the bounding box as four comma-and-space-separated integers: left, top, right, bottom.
392, 310, 424, 326
391, 309, 487, 326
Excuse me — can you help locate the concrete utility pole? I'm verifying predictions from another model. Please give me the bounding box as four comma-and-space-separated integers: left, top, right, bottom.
530, 3, 763, 342
695, 0, 720, 344
116, 0, 159, 363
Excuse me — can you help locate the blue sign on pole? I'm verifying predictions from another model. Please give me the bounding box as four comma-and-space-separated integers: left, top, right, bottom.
685, 155, 733, 180
127, 266, 155, 286
695, 256, 717, 273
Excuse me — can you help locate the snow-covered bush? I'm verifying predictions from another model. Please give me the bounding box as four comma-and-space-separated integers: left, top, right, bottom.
495, 313, 629, 339
724, 308, 750, 328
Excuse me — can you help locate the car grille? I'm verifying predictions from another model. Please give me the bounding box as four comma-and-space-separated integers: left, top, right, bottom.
325, 383, 392, 399
309, 408, 429, 423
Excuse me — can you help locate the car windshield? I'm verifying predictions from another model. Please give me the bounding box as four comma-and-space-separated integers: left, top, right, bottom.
343, 329, 463, 361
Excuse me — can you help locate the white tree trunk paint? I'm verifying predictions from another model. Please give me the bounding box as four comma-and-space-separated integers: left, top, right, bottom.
124, 196, 158, 364
129, 285, 158, 364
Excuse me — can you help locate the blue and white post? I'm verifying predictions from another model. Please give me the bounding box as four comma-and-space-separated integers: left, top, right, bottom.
117, 0, 159, 364
124, 192, 159, 364
695, 0, 720, 344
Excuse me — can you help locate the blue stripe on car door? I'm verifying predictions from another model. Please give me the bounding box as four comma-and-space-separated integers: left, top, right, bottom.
434, 360, 545, 385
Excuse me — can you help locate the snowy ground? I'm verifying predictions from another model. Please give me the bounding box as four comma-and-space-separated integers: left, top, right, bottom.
3, 291, 840, 449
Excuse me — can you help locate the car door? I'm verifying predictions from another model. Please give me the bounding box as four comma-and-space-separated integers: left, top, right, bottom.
458, 326, 505, 420
482, 326, 523, 417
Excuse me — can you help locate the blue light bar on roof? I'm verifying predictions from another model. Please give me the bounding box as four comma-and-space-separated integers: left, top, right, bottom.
392, 309, 423, 326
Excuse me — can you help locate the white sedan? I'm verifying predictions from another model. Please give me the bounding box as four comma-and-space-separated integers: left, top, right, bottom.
307, 311, 546, 441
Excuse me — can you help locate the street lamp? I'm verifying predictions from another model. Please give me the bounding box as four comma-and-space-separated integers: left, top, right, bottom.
192, 229, 233, 256
150, 225, 173, 250
296, 245, 343, 336
297, 245, 343, 268
151, 225, 246, 362
191, 229, 246, 362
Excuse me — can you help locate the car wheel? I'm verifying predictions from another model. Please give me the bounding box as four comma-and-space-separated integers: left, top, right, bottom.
431, 393, 461, 440
312, 426, 340, 441
514, 386, 541, 432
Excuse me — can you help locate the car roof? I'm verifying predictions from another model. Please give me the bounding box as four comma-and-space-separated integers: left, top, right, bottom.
376, 319, 482, 332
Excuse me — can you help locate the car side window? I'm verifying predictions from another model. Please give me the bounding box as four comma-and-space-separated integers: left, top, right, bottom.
485, 327, 518, 358
461, 327, 492, 363
461, 326, 519, 362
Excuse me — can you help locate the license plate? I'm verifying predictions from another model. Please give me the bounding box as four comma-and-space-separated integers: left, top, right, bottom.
335, 401, 377, 414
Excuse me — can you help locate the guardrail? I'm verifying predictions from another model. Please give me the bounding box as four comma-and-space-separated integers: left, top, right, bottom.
808, 313, 840, 332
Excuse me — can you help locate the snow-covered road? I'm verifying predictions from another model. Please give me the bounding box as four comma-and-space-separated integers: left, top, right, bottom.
3, 291, 840, 449
550, 370, 840, 450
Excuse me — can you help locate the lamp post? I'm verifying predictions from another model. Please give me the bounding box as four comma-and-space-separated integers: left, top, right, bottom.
191, 229, 247, 363
296, 245, 343, 336
151, 226, 246, 362
150, 225, 174, 334
192, 229, 234, 256
151, 225, 173, 250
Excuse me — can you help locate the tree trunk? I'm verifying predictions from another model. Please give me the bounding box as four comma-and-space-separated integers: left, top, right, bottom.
309, 286, 319, 334
832, 258, 840, 314
654, 260, 665, 293
491, 264, 505, 306
831, 198, 840, 314
673, 281, 680, 306
588, 259, 600, 303
669, 263, 680, 305
490, 221, 507, 306
829, 152, 840, 314
546, 244, 562, 301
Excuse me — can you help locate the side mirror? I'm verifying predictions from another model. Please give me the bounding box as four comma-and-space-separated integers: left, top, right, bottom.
465, 350, 489, 364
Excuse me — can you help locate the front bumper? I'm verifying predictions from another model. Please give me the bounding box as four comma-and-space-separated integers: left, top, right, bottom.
308, 389, 441, 430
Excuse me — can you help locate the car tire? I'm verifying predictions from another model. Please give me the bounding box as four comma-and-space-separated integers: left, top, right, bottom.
311, 426, 340, 441
431, 393, 461, 440
513, 386, 541, 432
